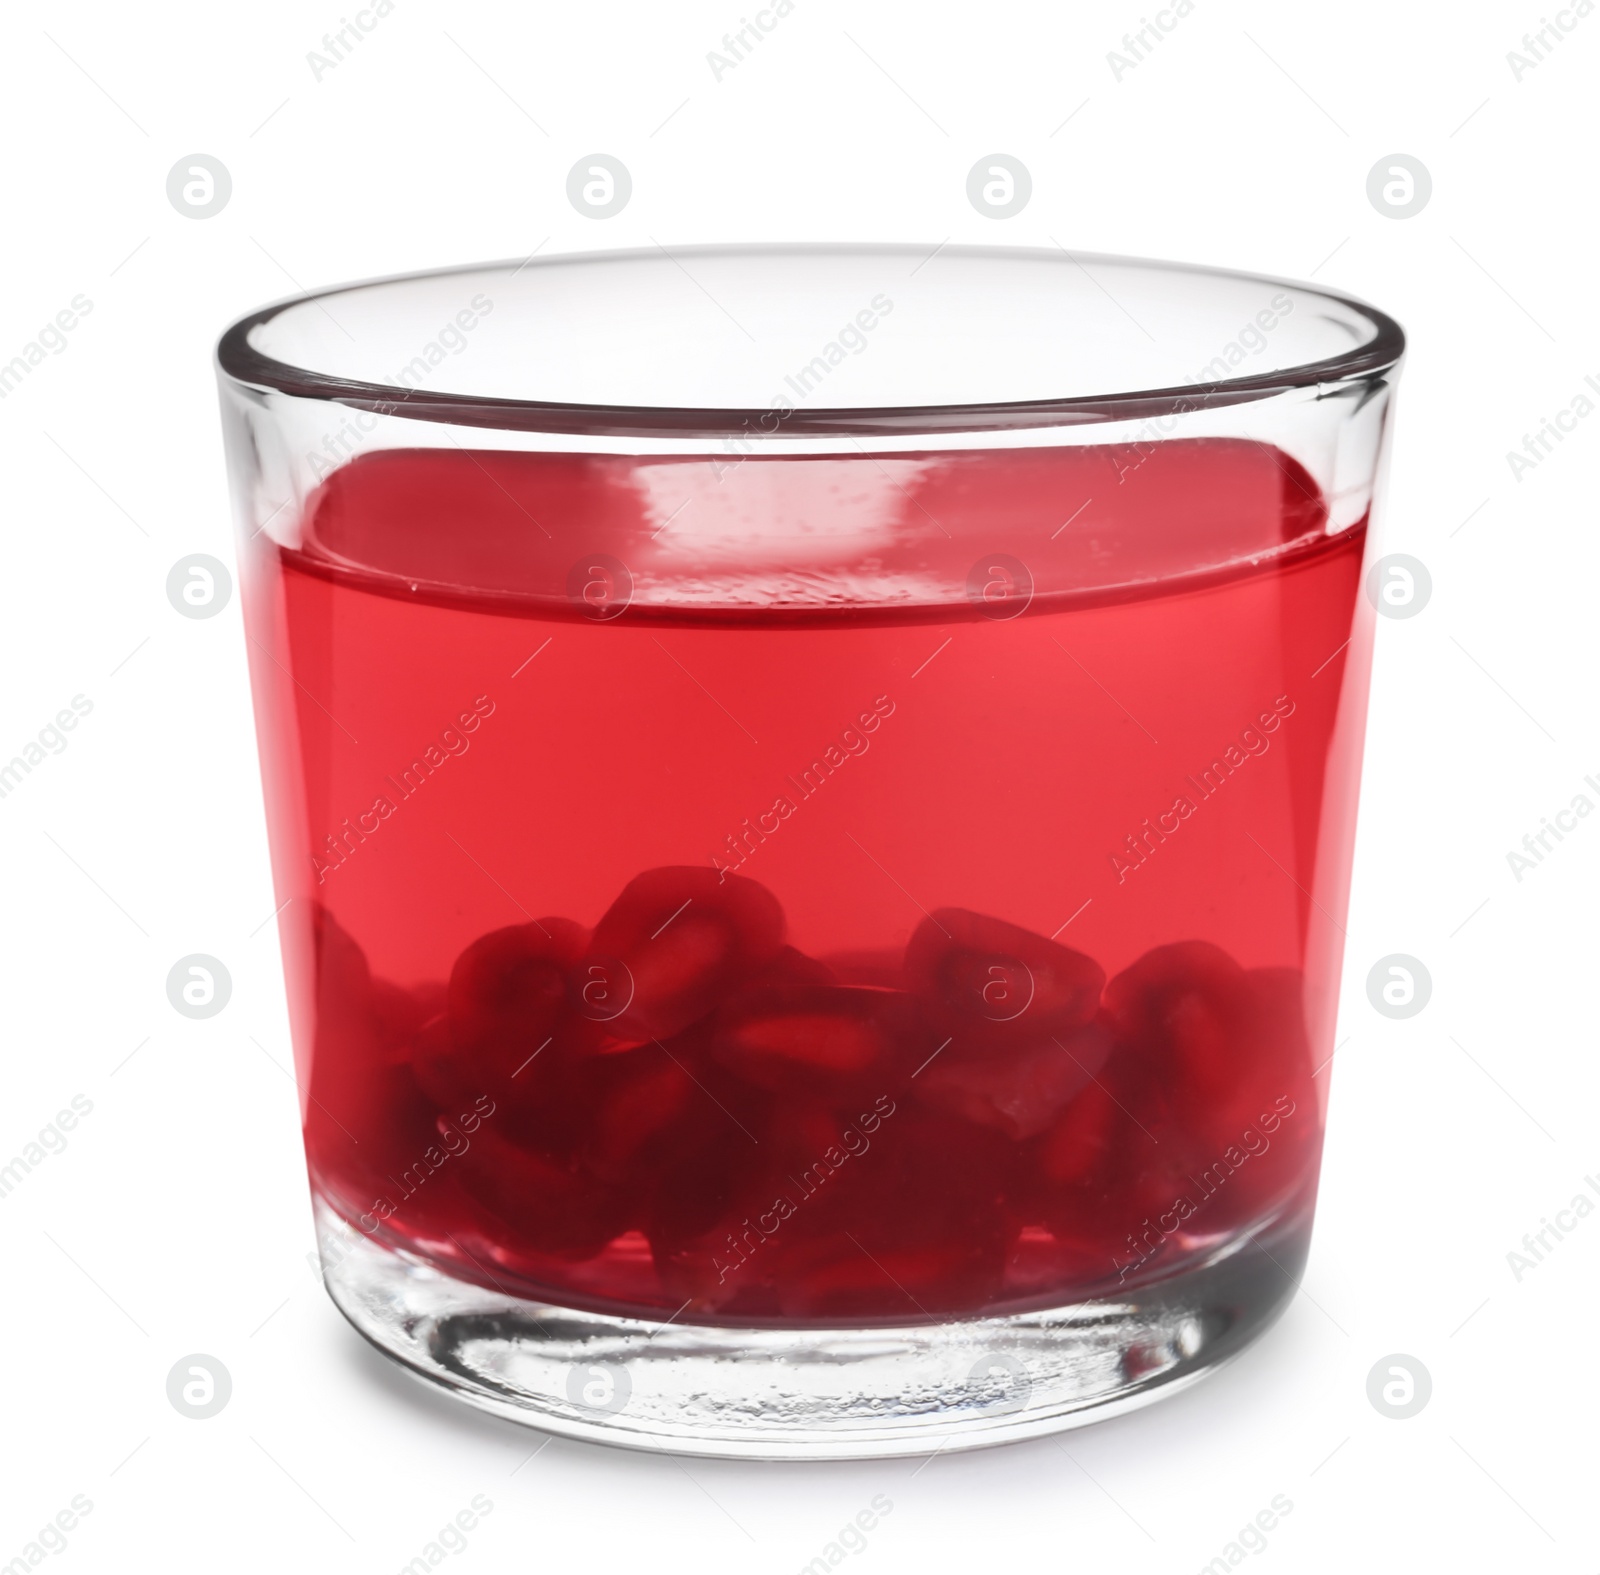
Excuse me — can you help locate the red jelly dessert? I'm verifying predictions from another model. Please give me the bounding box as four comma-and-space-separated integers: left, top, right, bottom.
244, 435, 1365, 1326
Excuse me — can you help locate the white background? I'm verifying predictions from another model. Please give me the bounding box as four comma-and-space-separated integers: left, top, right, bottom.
1, 0, 1595, 1570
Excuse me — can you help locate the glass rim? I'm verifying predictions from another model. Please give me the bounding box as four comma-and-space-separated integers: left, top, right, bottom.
215, 242, 1406, 440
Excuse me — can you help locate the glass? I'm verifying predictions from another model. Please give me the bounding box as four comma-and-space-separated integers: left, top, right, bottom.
217, 244, 1402, 1457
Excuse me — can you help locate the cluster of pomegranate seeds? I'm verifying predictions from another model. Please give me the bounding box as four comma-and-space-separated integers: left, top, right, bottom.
304, 868, 1318, 1321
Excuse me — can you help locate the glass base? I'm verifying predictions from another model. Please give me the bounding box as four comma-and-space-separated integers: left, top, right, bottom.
316, 1200, 1310, 1459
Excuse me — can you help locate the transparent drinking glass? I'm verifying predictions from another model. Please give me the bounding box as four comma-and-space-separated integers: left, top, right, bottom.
217, 244, 1402, 1458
